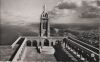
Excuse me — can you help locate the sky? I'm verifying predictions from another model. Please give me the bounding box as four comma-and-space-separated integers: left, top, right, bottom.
49, 0, 100, 24
0, 0, 58, 25
0, 0, 100, 26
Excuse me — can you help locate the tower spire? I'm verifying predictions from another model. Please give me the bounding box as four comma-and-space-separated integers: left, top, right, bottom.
43, 4, 46, 12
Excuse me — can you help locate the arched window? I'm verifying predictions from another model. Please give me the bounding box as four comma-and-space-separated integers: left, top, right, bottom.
27, 40, 31, 46
51, 42, 53, 46
33, 40, 37, 47
44, 39, 49, 46
45, 13, 48, 18
39, 42, 41, 46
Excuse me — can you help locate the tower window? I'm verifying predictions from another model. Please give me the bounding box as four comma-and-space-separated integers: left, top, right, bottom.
43, 21, 47, 29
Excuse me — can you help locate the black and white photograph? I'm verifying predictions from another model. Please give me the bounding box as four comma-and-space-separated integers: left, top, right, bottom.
0, 0, 100, 62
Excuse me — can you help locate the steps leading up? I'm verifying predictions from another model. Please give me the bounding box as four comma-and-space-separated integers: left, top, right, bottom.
23, 47, 56, 61
40, 46, 55, 54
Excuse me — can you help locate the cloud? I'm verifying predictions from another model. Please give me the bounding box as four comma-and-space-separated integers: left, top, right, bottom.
0, 0, 45, 26
78, 0, 100, 18
48, 0, 100, 24
56, 2, 77, 9
1, 0, 100, 25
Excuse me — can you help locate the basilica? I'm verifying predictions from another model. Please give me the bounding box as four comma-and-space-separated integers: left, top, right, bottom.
10, 5, 65, 61
9, 5, 99, 62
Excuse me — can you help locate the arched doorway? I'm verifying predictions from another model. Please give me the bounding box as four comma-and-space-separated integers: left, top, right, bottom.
44, 39, 49, 46
27, 40, 31, 46
51, 42, 53, 46
39, 42, 41, 46
33, 40, 37, 47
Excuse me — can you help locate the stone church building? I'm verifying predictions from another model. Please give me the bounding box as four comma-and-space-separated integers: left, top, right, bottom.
10, 5, 65, 61
25, 5, 65, 47
8, 4, 99, 62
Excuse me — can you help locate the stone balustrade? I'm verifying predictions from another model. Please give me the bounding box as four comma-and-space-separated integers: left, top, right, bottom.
63, 38, 99, 62
11, 36, 22, 49
12, 38, 27, 62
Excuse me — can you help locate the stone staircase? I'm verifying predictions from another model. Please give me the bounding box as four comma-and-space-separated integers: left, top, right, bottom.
23, 47, 56, 61
38, 46, 55, 54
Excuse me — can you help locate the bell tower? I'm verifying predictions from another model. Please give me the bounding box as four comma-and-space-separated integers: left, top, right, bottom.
40, 5, 50, 37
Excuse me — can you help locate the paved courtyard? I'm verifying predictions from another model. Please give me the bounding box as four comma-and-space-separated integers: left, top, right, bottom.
23, 47, 56, 61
